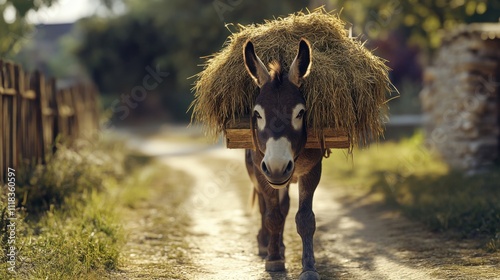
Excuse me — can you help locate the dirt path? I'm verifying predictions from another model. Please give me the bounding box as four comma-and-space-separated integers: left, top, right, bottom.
117, 128, 500, 280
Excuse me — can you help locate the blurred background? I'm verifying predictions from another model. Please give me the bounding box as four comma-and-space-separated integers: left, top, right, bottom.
1, 0, 498, 127
2, 2, 500, 278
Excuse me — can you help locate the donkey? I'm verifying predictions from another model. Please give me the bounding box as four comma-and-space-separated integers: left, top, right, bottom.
243, 38, 323, 280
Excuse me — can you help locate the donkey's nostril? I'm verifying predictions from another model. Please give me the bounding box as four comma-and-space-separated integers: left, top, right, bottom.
261, 161, 270, 175
284, 160, 293, 175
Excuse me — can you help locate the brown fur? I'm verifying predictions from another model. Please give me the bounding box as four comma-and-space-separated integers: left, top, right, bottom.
244, 39, 322, 279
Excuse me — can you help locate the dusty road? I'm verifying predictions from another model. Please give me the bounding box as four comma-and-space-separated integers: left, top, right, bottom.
116, 127, 500, 280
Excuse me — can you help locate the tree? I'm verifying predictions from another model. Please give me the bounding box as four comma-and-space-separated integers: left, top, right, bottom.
309, 0, 500, 115
317, 0, 500, 56
76, 0, 309, 121
0, 0, 57, 56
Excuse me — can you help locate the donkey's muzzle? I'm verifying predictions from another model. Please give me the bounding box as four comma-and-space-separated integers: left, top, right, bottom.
261, 159, 294, 188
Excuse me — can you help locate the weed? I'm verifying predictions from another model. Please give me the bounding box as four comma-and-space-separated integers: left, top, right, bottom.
0, 135, 151, 278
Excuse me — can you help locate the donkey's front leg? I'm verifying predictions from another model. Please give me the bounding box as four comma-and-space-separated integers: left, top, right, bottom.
263, 186, 286, 271
296, 161, 321, 280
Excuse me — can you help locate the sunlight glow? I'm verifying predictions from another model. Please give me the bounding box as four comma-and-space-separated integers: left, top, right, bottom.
26, 0, 100, 24
3, 4, 16, 24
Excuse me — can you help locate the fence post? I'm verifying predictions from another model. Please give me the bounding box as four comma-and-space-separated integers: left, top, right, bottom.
33, 71, 46, 164
2, 62, 18, 177
14, 64, 24, 168
18, 68, 30, 165
70, 87, 81, 140
0, 60, 100, 183
48, 77, 59, 155
92, 85, 100, 133
8, 63, 17, 171
56, 88, 71, 141
0, 60, 4, 182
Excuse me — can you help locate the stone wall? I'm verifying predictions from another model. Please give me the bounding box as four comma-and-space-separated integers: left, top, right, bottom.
420, 24, 500, 172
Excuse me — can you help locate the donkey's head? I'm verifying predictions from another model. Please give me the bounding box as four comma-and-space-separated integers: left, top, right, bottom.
243, 39, 312, 189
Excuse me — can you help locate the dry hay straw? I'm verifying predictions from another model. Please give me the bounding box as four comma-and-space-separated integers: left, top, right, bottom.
191, 8, 395, 148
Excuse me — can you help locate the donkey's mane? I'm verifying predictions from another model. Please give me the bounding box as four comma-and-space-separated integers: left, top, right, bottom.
269, 61, 284, 84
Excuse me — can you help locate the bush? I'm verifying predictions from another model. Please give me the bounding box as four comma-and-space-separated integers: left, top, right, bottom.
325, 132, 500, 249
15, 138, 125, 215
0, 135, 131, 278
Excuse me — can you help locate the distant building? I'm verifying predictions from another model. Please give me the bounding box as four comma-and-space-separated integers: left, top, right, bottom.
420, 23, 500, 172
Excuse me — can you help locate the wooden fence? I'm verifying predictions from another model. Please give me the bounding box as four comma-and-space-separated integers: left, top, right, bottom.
0, 60, 99, 183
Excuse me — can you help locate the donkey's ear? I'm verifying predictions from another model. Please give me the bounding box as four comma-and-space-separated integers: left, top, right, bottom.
289, 39, 312, 87
243, 40, 271, 88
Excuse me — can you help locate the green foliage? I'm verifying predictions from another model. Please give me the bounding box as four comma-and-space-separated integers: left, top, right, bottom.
384, 169, 500, 237
0, 0, 57, 56
8, 0, 57, 17
326, 0, 500, 54
324, 132, 500, 249
16, 138, 125, 215
0, 136, 149, 278
75, 0, 308, 121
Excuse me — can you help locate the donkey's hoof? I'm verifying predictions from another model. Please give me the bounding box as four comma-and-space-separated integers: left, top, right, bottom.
265, 259, 285, 271
299, 271, 320, 280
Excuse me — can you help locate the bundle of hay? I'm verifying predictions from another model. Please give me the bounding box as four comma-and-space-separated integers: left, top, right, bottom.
191, 8, 394, 148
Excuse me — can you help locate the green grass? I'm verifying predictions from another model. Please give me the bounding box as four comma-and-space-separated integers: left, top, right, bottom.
324, 132, 500, 250
10, 192, 123, 279
0, 136, 156, 279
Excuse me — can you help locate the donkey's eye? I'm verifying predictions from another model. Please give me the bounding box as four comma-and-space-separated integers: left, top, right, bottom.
254, 110, 262, 119
296, 109, 305, 119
